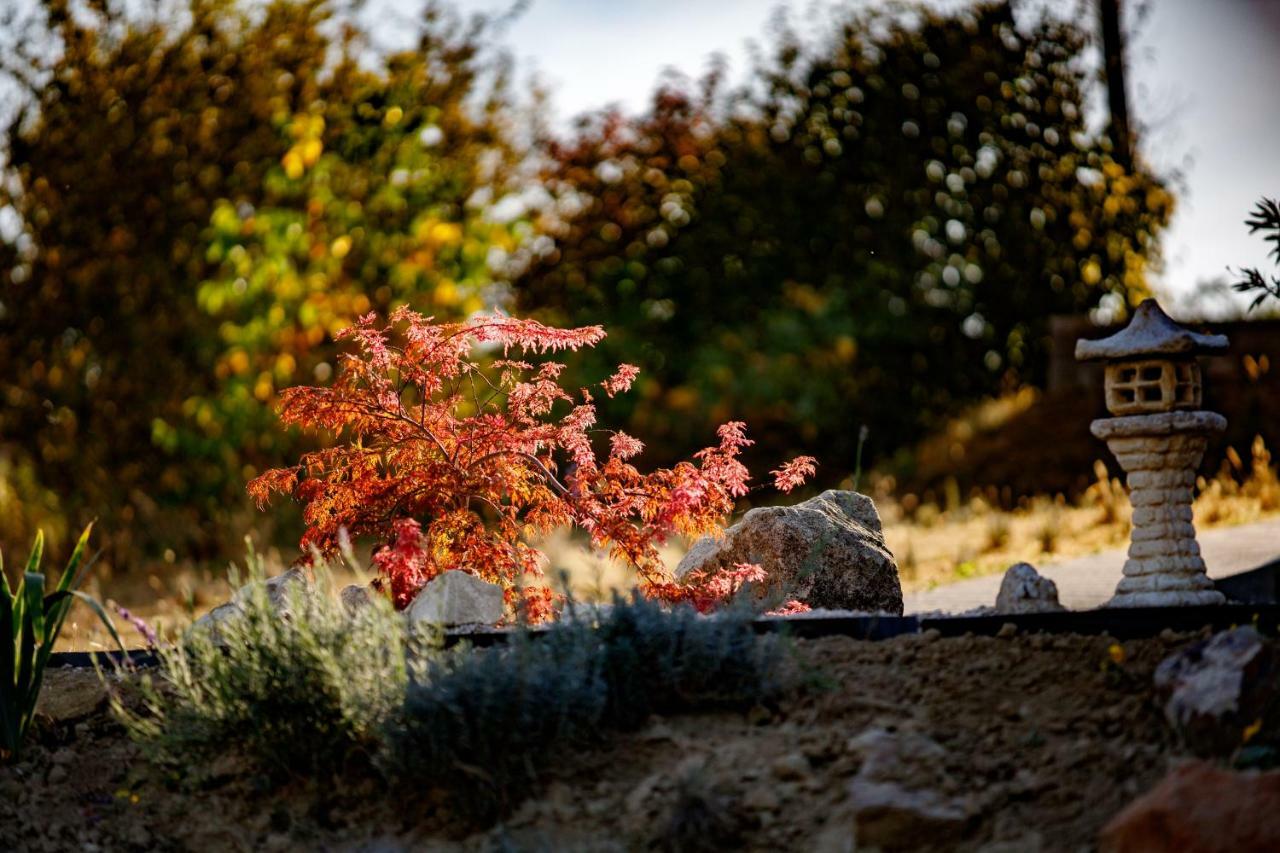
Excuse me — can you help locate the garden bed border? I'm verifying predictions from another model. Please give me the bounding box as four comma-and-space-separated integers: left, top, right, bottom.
47, 603, 1280, 669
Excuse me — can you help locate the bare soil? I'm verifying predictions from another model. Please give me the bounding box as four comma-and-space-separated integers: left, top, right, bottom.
4, 630, 1202, 852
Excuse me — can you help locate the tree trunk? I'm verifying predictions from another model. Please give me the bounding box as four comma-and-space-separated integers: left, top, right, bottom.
1100, 0, 1133, 170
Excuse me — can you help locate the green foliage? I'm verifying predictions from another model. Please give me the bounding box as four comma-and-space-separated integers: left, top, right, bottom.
0, 0, 520, 558
2, 525, 121, 762
1233, 198, 1280, 309
515, 2, 1173, 473
389, 595, 789, 819
122, 555, 789, 820
116, 548, 434, 779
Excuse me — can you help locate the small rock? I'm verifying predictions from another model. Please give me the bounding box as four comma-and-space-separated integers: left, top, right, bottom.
125, 825, 152, 848
585, 798, 612, 818
34, 669, 107, 723
996, 622, 1018, 639
190, 601, 244, 640
995, 563, 1065, 614
232, 565, 312, 612
1099, 761, 1280, 852
743, 786, 781, 812
339, 584, 374, 613
1153, 626, 1278, 755
847, 727, 947, 786
46, 765, 68, 785
625, 771, 664, 816
405, 570, 504, 627
921, 628, 942, 643
978, 834, 1044, 853
675, 490, 903, 614
771, 753, 810, 781
844, 778, 967, 851
51, 749, 75, 767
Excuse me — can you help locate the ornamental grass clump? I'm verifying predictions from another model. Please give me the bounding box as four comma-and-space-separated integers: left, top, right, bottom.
115, 546, 436, 780
387, 594, 790, 819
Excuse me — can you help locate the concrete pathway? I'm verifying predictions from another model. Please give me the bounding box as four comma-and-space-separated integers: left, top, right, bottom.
904, 517, 1280, 614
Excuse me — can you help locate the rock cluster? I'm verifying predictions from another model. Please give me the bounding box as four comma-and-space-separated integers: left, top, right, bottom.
676, 490, 902, 614
190, 565, 508, 637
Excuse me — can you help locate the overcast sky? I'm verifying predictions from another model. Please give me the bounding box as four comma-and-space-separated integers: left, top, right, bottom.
425, 0, 1280, 311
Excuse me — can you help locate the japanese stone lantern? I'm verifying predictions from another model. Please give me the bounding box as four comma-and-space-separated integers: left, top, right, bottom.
1076, 299, 1228, 607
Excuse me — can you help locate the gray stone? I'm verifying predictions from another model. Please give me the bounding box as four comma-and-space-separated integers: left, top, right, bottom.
846, 727, 948, 786
231, 565, 312, 612
34, 668, 108, 723
405, 570, 504, 626
770, 753, 810, 780
675, 490, 902, 614
339, 584, 374, 612
994, 563, 1065, 614
190, 601, 244, 640
1153, 626, 1279, 755
192, 566, 313, 638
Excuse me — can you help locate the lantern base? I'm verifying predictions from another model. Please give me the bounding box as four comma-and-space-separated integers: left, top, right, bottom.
1107, 588, 1225, 609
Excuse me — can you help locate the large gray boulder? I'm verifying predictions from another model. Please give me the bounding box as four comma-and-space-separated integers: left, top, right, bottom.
676, 490, 902, 614
405, 570, 505, 627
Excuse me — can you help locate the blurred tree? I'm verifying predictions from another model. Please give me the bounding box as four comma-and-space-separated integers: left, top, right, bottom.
0, 0, 519, 558
514, 1, 1173, 481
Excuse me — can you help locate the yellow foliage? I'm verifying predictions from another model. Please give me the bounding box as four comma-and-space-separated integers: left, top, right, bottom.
299, 137, 323, 167
1081, 259, 1101, 285
428, 221, 463, 246
282, 149, 304, 180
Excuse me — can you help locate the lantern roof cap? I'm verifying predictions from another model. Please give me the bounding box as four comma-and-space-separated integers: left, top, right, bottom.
1075, 299, 1228, 362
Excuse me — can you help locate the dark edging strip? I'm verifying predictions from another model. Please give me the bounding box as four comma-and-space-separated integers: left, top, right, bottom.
48, 603, 1280, 669
919, 603, 1279, 640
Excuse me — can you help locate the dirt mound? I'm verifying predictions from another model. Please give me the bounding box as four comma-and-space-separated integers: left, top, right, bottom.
2, 631, 1206, 851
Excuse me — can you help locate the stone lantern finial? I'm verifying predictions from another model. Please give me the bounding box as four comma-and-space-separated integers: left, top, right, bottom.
1077, 299, 1227, 608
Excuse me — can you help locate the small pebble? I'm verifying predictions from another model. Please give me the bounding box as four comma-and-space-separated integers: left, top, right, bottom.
921, 628, 942, 643
997, 622, 1018, 638
46, 765, 68, 785
771, 753, 810, 781
743, 786, 781, 812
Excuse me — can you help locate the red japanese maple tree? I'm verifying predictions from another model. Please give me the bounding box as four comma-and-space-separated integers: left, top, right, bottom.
249, 307, 814, 620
